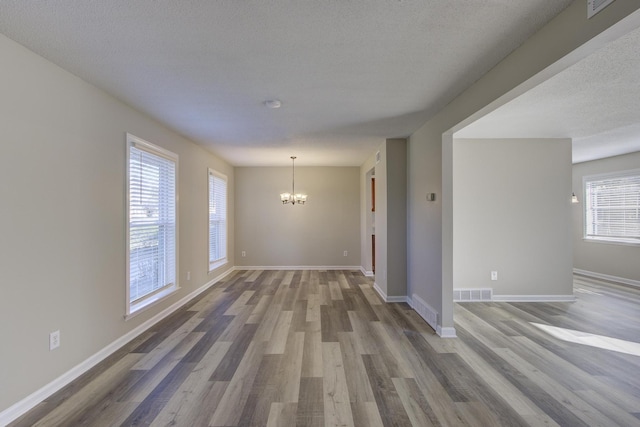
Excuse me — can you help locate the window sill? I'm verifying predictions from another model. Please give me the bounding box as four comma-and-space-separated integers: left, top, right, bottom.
125, 284, 180, 321
583, 237, 640, 247
209, 258, 228, 272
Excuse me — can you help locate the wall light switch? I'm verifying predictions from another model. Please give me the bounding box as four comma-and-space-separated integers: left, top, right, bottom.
50, 330, 60, 351
491, 271, 498, 281
242, 251, 246, 257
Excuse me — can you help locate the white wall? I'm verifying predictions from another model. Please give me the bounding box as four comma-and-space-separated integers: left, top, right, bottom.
234, 166, 360, 267
0, 33, 234, 413
453, 139, 573, 297
573, 151, 640, 283
408, 1, 640, 332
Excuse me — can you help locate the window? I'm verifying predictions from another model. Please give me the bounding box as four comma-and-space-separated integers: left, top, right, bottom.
126, 134, 178, 317
584, 169, 640, 245
209, 169, 227, 270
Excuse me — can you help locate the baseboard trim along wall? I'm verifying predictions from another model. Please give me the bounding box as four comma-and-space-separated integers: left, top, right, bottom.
360, 266, 374, 277
0, 268, 236, 426
372, 282, 385, 300
372, 282, 408, 303
407, 294, 456, 338
437, 326, 458, 338
236, 265, 362, 271
492, 294, 577, 302
574, 268, 640, 288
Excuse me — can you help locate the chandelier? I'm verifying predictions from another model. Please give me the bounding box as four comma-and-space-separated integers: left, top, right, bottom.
280, 156, 307, 205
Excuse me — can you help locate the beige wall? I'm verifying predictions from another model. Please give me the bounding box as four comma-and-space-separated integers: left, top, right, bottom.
374, 143, 388, 293
365, 139, 407, 299
453, 139, 573, 296
0, 34, 234, 412
408, 1, 640, 331
385, 139, 408, 298
234, 166, 360, 267
573, 151, 640, 282
360, 150, 378, 274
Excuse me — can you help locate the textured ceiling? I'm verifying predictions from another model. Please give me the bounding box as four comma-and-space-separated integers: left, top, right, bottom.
0, 1, 573, 166
456, 24, 640, 164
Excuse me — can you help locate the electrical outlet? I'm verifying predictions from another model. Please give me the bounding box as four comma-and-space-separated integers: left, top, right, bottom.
242, 251, 246, 257
50, 330, 60, 351
187, 271, 191, 281
491, 271, 498, 281
343, 250, 348, 257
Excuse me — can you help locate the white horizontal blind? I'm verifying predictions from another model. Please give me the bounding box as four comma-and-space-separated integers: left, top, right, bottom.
585, 170, 640, 243
209, 170, 227, 268
129, 141, 177, 303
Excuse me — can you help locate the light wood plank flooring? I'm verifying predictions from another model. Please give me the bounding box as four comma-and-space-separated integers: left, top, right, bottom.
10, 270, 640, 426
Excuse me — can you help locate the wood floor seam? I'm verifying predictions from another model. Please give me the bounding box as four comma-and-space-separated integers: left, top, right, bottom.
9, 271, 640, 427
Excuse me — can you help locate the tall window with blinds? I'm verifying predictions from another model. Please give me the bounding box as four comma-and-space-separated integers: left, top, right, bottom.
584, 169, 640, 245
209, 169, 227, 270
126, 134, 178, 316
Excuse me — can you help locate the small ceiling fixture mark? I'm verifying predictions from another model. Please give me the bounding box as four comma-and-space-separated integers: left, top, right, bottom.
264, 99, 282, 109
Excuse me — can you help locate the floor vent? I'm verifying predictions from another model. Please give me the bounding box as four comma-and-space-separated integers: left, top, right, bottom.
454, 288, 493, 302
410, 294, 438, 330
588, 0, 616, 19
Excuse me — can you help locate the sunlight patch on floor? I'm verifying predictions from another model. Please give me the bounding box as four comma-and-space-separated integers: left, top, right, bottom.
531, 322, 640, 357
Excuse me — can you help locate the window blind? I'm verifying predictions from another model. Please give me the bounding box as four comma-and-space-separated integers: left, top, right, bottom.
129, 142, 177, 303
209, 170, 227, 268
585, 170, 640, 243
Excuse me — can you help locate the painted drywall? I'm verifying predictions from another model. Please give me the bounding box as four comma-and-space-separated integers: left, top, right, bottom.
0, 33, 234, 413
453, 139, 573, 296
573, 151, 640, 282
360, 150, 378, 274
385, 139, 408, 298
363, 167, 375, 274
408, 1, 640, 331
374, 143, 388, 295
365, 139, 407, 299
234, 166, 360, 267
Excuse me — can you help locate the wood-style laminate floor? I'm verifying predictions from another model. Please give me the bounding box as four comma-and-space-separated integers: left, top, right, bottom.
10, 270, 640, 426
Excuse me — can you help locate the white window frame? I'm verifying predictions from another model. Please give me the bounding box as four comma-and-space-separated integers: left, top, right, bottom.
208, 168, 228, 271
583, 168, 640, 247
126, 133, 179, 319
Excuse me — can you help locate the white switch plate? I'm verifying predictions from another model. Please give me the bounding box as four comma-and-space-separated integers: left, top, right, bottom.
491, 271, 498, 281
242, 251, 246, 257
50, 330, 60, 350
343, 250, 348, 257
186, 271, 191, 281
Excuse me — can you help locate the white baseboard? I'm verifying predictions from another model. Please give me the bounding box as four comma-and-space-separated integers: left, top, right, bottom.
373, 282, 386, 300
0, 268, 235, 426
409, 294, 456, 338
492, 294, 576, 302
386, 295, 408, 303
573, 268, 640, 288
371, 282, 407, 303
235, 265, 362, 271
360, 266, 374, 277
409, 294, 437, 330
437, 326, 458, 338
